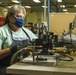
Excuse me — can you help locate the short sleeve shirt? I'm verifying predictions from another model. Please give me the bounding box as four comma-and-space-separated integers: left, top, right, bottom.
0, 25, 37, 50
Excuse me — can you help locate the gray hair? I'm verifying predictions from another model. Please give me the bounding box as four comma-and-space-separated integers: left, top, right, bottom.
8, 5, 26, 17
4, 5, 26, 24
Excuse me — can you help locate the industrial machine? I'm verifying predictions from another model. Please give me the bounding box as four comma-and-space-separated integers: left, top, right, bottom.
10, 23, 75, 66
61, 15, 76, 48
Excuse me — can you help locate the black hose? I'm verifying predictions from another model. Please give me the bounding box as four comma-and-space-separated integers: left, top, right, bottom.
59, 54, 74, 61
10, 48, 30, 65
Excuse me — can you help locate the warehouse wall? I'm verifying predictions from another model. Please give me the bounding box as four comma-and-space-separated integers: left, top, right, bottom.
50, 13, 76, 37
25, 12, 47, 26
0, 7, 48, 27
0, 7, 7, 17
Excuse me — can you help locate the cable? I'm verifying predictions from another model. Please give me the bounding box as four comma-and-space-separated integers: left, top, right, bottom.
10, 48, 30, 65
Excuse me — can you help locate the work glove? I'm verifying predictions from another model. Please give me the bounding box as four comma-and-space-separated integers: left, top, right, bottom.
10, 40, 32, 53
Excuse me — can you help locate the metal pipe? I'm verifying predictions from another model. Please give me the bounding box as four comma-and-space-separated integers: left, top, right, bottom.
44, 0, 46, 22
48, 0, 50, 31
19, 0, 22, 5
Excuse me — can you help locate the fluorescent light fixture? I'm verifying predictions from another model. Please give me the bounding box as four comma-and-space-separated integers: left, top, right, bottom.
60, 5, 65, 8
25, 6, 31, 8
0, 2, 2, 4
8, 6, 12, 8
63, 9, 67, 11
33, 0, 41, 3
42, 5, 48, 8
74, 5, 76, 7
57, 0, 62, 2
12, 0, 19, 3
65, 12, 69, 13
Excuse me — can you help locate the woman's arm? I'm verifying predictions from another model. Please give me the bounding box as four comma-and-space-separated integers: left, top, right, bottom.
0, 48, 11, 59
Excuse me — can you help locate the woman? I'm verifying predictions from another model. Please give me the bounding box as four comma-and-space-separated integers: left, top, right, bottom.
0, 5, 37, 75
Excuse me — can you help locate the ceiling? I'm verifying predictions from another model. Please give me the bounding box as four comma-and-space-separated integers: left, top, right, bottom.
0, 0, 76, 13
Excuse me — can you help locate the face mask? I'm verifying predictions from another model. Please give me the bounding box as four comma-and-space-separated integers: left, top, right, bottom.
14, 18, 24, 28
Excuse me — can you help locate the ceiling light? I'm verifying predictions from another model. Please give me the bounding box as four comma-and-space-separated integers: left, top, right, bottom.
74, 5, 76, 7
25, 6, 31, 8
57, 0, 62, 2
63, 9, 67, 11
33, 0, 41, 3
42, 6, 48, 8
60, 5, 65, 8
0, 2, 2, 4
8, 6, 12, 8
12, 0, 19, 3
65, 12, 69, 13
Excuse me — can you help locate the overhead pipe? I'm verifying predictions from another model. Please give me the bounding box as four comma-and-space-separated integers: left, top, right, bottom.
44, 0, 47, 22
56, 0, 59, 12
19, 0, 22, 5
48, 0, 50, 31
